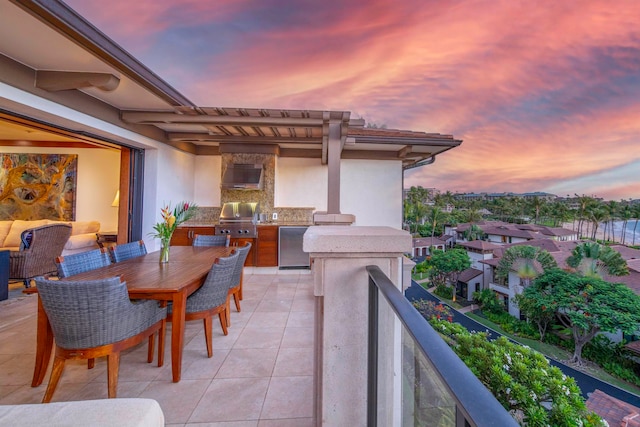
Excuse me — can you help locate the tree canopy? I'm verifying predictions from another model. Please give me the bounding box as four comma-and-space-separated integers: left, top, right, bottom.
521, 268, 640, 364
433, 320, 605, 426
566, 242, 629, 278
427, 248, 471, 288
496, 245, 557, 287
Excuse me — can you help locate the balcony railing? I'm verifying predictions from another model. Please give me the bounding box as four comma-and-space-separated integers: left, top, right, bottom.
366, 265, 517, 427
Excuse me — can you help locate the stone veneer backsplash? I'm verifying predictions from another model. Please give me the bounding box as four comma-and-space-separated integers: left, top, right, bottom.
185, 151, 314, 225
186, 206, 314, 225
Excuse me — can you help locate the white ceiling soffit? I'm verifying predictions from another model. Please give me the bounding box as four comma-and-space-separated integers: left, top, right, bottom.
0, 1, 186, 111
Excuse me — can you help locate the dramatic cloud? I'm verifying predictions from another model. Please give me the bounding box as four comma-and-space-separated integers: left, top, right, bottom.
66, 0, 640, 200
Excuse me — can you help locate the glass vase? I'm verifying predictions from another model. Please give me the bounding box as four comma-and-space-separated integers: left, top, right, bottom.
159, 238, 170, 263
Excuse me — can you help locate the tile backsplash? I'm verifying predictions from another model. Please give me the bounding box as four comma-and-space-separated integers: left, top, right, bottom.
186, 206, 314, 225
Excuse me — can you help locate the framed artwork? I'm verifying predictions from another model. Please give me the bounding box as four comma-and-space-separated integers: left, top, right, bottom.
0, 153, 78, 220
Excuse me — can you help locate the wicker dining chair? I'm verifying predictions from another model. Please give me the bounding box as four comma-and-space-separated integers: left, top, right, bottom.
226, 242, 251, 326
34, 275, 167, 402
55, 247, 112, 278
108, 240, 147, 263
192, 234, 230, 247
168, 250, 239, 358
9, 224, 72, 288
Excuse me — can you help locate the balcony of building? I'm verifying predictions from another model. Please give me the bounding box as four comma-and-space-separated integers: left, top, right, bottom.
0, 226, 514, 426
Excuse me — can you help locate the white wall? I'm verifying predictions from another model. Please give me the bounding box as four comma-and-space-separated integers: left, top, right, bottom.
275, 158, 403, 228
194, 156, 221, 206
1, 146, 120, 230
341, 159, 403, 228
143, 145, 197, 251
275, 157, 327, 210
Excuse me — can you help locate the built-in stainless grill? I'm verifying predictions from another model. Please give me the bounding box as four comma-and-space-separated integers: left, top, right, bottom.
215, 202, 258, 238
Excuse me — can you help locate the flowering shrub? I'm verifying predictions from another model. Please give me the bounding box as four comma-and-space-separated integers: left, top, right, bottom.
430, 319, 606, 426
412, 299, 452, 320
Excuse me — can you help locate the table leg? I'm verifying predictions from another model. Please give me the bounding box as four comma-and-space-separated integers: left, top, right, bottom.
170, 291, 187, 382
32, 295, 54, 387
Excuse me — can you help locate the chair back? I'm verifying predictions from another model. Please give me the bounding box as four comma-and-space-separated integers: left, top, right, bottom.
10, 224, 72, 279
184, 250, 240, 313
193, 234, 229, 247
34, 275, 158, 348
108, 240, 147, 263
56, 247, 111, 278
230, 242, 252, 288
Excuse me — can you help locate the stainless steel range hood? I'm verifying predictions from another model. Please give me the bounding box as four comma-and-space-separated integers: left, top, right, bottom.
221, 164, 264, 190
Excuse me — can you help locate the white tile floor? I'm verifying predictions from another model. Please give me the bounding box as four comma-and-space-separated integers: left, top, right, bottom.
0, 269, 315, 426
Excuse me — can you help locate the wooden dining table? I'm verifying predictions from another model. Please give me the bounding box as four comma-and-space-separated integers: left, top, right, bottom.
31, 245, 233, 385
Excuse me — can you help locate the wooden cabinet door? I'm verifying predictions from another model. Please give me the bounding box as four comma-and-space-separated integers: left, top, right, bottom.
171, 226, 215, 246
191, 227, 215, 240
170, 227, 191, 246
256, 226, 278, 267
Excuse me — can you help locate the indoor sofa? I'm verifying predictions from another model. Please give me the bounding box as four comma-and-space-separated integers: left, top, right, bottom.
0, 219, 100, 255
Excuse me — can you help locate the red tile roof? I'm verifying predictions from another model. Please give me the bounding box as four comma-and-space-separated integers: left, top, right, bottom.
458, 268, 483, 283
610, 245, 640, 261
413, 237, 446, 247
586, 389, 640, 426
458, 240, 502, 251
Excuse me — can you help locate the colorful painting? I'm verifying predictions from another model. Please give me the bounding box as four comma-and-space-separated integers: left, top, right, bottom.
0, 153, 77, 220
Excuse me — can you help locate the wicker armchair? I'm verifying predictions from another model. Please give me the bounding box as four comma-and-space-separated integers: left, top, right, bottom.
226, 242, 252, 326
193, 234, 229, 247
9, 224, 72, 287
55, 247, 111, 278
108, 240, 147, 263
34, 276, 167, 402
168, 250, 239, 358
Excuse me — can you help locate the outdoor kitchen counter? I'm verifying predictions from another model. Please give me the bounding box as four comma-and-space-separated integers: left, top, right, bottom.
179, 222, 313, 227
175, 223, 312, 266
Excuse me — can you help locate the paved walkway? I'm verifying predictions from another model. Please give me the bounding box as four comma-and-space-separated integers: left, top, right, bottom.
405, 281, 640, 407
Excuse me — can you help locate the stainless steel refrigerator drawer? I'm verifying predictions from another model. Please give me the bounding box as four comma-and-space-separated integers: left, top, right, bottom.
278, 226, 310, 269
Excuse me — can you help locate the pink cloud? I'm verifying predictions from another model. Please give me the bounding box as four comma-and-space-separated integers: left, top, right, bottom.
64, 0, 640, 200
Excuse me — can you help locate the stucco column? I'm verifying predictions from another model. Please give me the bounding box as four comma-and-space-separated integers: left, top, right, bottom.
304, 226, 412, 426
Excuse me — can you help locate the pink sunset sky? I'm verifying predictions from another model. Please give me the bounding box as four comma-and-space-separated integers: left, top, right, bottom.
66, 0, 640, 201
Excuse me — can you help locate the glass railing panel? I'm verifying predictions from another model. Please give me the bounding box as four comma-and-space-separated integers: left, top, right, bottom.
367, 264, 518, 427
401, 326, 456, 426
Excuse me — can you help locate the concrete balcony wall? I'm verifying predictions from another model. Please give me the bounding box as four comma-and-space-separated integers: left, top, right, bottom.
304, 226, 412, 426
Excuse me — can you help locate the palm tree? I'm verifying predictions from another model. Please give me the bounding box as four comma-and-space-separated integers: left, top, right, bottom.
463, 224, 484, 241
505, 196, 523, 223
549, 200, 571, 228
566, 242, 629, 278
463, 208, 483, 223
588, 205, 608, 241
575, 194, 594, 238
632, 204, 640, 246
413, 202, 428, 234
403, 199, 414, 233
619, 204, 632, 244
427, 205, 441, 238
496, 245, 558, 289
526, 196, 546, 224
490, 198, 507, 221
604, 200, 619, 243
